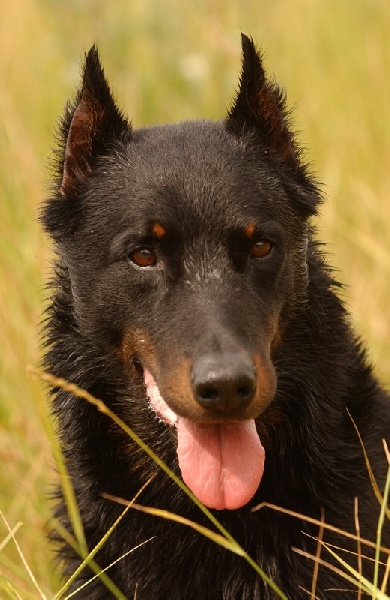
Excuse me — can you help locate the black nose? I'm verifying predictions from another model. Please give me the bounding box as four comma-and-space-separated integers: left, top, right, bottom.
191, 351, 256, 415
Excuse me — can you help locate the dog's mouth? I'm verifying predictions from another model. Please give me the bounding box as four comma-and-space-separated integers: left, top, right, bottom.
143, 366, 265, 510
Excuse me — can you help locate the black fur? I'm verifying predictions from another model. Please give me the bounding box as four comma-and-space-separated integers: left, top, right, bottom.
42, 35, 390, 598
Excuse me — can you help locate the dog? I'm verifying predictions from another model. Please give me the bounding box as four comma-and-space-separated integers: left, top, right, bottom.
42, 34, 390, 599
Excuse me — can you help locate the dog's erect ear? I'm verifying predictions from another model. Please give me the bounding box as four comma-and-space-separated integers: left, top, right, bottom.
59, 46, 131, 198
226, 34, 299, 171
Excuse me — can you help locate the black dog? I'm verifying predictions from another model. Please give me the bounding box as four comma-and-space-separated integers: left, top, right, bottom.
42, 35, 390, 598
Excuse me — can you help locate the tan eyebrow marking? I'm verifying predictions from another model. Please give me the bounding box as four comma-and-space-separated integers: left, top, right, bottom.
151, 222, 166, 239
244, 223, 256, 238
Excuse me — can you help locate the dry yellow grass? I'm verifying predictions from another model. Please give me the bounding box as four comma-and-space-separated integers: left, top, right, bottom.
0, 0, 389, 596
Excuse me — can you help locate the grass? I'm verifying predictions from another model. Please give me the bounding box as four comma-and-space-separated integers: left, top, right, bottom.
0, 0, 389, 597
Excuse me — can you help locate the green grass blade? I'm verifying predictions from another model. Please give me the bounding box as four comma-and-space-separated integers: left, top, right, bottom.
54, 477, 154, 600
373, 467, 390, 595
31, 374, 130, 599
0, 509, 47, 600
31, 374, 88, 558
346, 409, 390, 519
0, 523, 22, 553
63, 539, 154, 600
104, 496, 244, 555
322, 542, 390, 600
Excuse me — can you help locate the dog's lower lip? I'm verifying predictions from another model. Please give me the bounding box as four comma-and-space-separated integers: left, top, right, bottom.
143, 365, 178, 426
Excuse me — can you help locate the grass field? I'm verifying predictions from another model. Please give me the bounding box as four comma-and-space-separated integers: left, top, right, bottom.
1, 0, 389, 597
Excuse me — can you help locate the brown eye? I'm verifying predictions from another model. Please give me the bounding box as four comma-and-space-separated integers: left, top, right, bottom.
129, 248, 157, 268
251, 240, 273, 259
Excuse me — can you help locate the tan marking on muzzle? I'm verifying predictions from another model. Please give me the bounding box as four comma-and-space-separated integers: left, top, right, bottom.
120, 328, 158, 376
270, 317, 283, 352
158, 353, 276, 423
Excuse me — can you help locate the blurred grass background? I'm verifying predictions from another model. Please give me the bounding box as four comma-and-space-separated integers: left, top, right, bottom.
0, 0, 389, 596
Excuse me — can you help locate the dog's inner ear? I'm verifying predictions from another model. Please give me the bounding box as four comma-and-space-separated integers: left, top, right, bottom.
60, 46, 131, 198
226, 34, 298, 171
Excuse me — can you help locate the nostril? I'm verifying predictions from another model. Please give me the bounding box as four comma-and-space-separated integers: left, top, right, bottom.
197, 385, 220, 405
236, 383, 254, 400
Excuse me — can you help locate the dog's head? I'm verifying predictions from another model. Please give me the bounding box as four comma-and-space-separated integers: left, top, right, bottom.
43, 35, 321, 510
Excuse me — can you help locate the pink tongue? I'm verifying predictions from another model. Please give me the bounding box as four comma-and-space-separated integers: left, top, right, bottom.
177, 418, 264, 510
144, 367, 265, 510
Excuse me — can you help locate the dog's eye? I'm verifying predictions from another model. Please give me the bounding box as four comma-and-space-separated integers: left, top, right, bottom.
129, 247, 158, 268
251, 240, 273, 259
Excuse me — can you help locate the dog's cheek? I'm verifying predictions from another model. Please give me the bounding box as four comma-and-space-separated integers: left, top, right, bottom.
69, 261, 162, 342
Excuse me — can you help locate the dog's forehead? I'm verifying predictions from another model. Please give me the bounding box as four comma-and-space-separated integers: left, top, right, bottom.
128, 121, 250, 189
132, 120, 237, 160
103, 120, 287, 227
